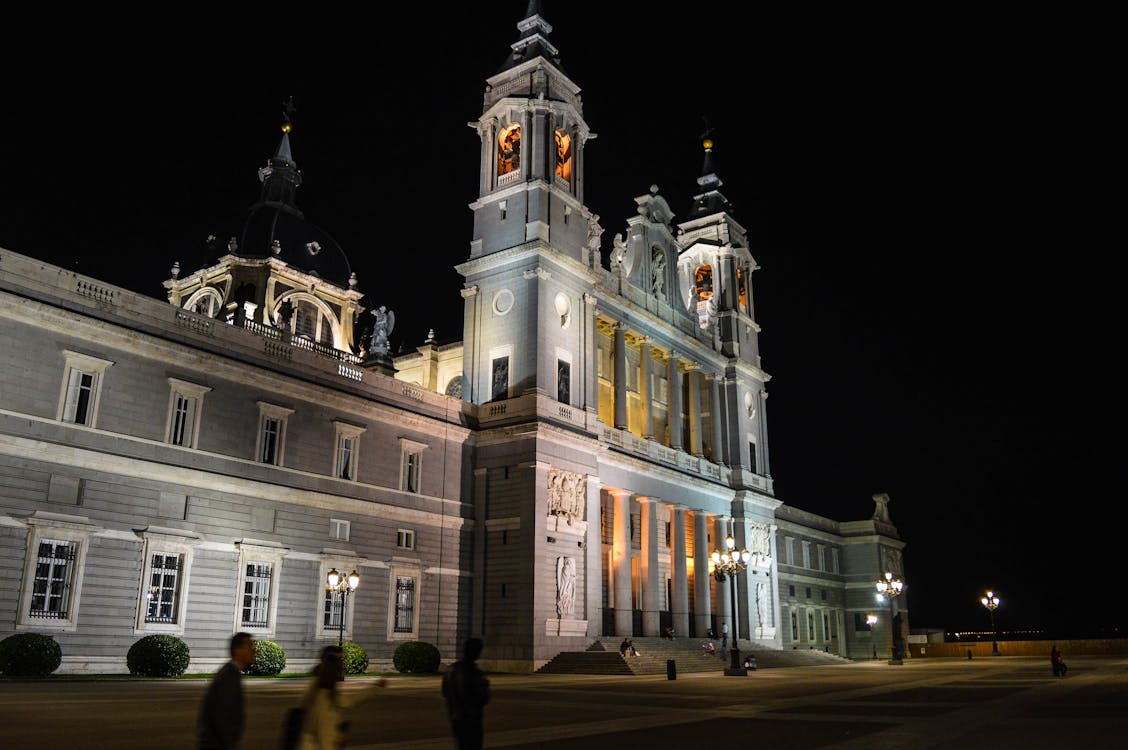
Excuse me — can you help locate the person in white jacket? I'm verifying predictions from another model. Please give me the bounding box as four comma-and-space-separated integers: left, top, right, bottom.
298, 646, 387, 749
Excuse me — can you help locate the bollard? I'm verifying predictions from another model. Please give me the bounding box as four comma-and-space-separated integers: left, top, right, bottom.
666, 659, 676, 680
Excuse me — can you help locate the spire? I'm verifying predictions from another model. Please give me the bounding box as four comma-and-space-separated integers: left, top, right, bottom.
686, 117, 735, 219
254, 96, 304, 218
497, 0, 563, 74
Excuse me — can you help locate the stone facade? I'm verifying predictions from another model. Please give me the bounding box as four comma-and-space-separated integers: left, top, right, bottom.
0, 6, 907, 674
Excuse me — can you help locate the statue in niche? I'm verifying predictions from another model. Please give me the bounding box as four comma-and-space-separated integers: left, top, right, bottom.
369, 306, 395, 357
755, 582, 767, 627
556, 556, 576, 618
651, 247, 666, 298
872, 493, 892, 523
748, 522, 771, 558
497, 124, 521, 175
547, 468, 585, 525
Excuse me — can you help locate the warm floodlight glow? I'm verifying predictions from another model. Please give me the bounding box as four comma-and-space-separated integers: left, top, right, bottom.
326, 568, 341, 588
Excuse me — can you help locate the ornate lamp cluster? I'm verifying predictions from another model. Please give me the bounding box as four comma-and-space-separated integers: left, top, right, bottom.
981, 590, 1000, 655
711, 534, 750, 675
874, 571, 905, 664
326, 568, 360, 648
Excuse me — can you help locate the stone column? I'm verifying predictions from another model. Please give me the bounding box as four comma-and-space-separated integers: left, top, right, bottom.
668, 352, 682, 450
714, 515, 731, 636
670, 505, 690, 636
639, 497, 660, 636
470, 467, 488, 635
687, 365, 703, 457
693, 510, 712, 638
585, 476, 603, 637
612, 489, 633, 635
583, 294, 598, 416
613, 324, 628, 429
711, 373, 725, 465
639, 338, 653, 439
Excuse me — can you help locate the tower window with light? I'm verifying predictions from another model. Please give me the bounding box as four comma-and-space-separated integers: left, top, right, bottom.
497, 124, 521, 176
554, 128, 572, 181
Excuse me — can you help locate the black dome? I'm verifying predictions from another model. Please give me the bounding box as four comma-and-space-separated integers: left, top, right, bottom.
238, 203, 352, 287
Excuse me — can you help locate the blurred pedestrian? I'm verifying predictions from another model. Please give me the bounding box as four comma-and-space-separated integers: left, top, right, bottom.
297, 645, 387, 749
442, 637, 491, 750
197, 632, 255, 749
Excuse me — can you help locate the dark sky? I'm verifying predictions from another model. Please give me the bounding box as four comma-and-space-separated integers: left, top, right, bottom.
0, 6, 1116, 637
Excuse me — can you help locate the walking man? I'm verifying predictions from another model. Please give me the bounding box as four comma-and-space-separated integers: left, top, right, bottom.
442, 637, 491, 750
721, 622, 729, 660
198, 632, 256, 749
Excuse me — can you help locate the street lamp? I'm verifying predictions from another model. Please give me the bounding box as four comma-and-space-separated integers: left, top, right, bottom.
875, 571, 905, 664
981, 591, 1000, 656
711, 533, 750, 676
326, 568, 360, 648
866, 614, 879, 659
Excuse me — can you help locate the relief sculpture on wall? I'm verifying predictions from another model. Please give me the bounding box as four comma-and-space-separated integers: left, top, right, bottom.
748, 521, 772, 566
556, 556, 576, 618
547, 468, 585, 526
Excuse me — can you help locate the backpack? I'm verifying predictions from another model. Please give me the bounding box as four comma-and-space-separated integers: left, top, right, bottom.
280, 706, 304, 750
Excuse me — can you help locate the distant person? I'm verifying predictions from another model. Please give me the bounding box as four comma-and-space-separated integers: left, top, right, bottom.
663, 626, 676, 639
297, 645, 387, 749
702, 642, 716, 656
442, 637, 491, 750
1051, 645, 1067, 677
720, 622, 729, 660
197, 632, 255, 750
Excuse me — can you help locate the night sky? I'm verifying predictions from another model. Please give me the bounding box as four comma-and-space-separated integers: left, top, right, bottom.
0, 6, 1116, 637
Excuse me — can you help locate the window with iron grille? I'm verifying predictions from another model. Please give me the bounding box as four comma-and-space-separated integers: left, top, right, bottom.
394, 576, 416, 633
145, 553, 183, 624
241, 563, 273, 628
30, 540, 76, 619
323, 588, 344, 629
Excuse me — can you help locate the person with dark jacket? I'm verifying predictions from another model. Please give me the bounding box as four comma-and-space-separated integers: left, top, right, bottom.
442, 638, 491, 750
198, 632, 255, 749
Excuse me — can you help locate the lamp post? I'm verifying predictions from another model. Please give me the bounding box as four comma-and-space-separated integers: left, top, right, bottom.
326, 568, 360, 648
875, 571, 905, 664
981, 591, 1000, 656
711, 533, 750, 676
866, 614, 879, 659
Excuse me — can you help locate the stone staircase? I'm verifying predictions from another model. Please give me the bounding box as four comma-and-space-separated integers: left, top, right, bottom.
536, 636, 854, 676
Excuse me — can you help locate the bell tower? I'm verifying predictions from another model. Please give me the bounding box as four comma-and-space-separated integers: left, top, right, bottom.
459, 1, 601, 406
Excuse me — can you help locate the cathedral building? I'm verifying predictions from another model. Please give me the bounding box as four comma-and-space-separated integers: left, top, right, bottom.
0, 4, 907, 674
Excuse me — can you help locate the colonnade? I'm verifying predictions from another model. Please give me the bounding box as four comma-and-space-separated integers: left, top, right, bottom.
606, 489, 750, 639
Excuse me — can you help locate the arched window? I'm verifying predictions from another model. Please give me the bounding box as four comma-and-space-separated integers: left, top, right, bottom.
554, 129, 572, 181
497, 124, 521, 176
694, 265, 714, 301
289, 299, 334, 346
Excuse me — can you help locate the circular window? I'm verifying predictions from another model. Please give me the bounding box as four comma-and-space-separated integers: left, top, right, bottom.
492, 289, 515, 316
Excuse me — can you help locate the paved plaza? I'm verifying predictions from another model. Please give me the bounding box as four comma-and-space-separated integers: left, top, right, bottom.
1, 656, 1125, 749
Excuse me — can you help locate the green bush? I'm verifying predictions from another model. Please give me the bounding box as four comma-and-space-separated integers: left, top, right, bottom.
0, 633, 62, 677
392, 641, 441, 674
341, 641, 369, 675
126, 634, 190, 677
247, 639, 286, 676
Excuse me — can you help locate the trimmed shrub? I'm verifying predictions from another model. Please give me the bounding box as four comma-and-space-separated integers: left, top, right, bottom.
341, 641, 369, 675
127, 634, 190, 677
0, 633, 62, 677
247, 639, 286, 676
392, 641, 441, 674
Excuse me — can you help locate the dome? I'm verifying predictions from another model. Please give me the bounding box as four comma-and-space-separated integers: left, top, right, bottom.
238, 203, 352, 287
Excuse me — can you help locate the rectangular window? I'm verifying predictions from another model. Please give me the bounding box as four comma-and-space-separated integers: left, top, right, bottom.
665, 521, 671, 547
790, 610, 799, 640
333, 422, 365, 481
805, 587, 812, 599
802, 541, 811, 568
748, 441, 757, 472
58, 351, 113, 428
168, 394, 197, 446
823, 613, 830, 640
337, 435, 356, 479
788, 584, 796, 597
817, 544, 826, 572
329, 519, 350, 541
63, 371, 96, 425
323, 588, 343, 629
241, 562, 273, 628
491, 356, 509, 400
144, 553, 183, 624
396, 529, 415, 550
394, 576, 416, 633
256, 402, 293, 466
808, 611, 816, 642
785, 537, 794, 565
821, 589, 827, 601
260, 417, 281, 464
30, 540, 76, 619
403, 451, 421, 493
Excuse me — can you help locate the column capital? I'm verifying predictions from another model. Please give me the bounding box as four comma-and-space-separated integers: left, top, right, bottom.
582, 292, 598, 305
635, 495, 660, 505
460, 285, 480, 298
